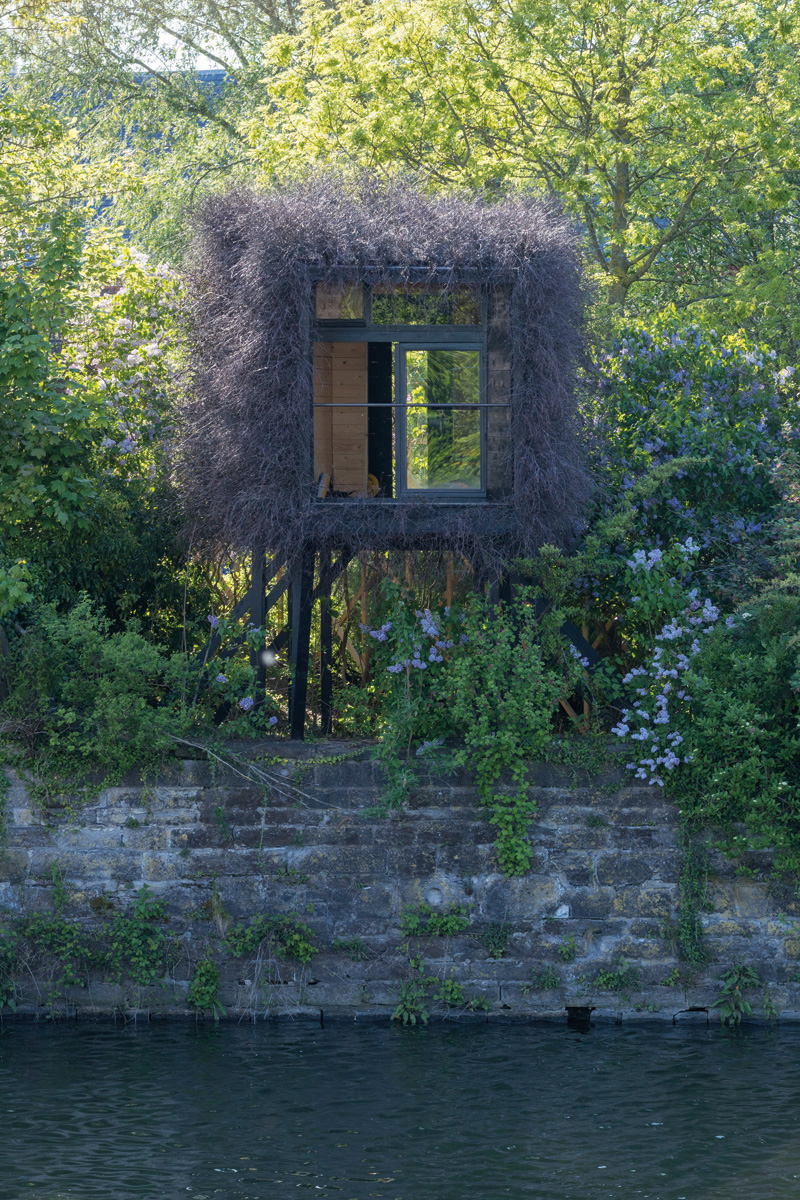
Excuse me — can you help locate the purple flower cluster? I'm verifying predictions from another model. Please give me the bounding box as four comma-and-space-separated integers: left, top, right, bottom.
416, 609, 440, 639
415, 738, 444, 757
568, 644, 590, 669
363, 621, 393, 642
612, 591, 721, 786
238, 696, 254, 712
384, 606, 465, 675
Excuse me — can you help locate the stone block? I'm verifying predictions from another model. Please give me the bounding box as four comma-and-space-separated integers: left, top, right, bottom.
608, 827, 677, 850
706, 879, 779, 921
298, 845, 387, 876
29, 848, 141, 885
0, 850, 28, 884
561, 889, 615, 919
613, 886, 674, 920
595, 852, 659, 887
506, 876, 560, 918
784, 938, 800, 960
552, 854, 593, 887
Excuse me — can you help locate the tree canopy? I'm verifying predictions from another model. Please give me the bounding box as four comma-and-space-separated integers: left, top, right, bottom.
1, 0, 297, 257
252, 0, 800, 344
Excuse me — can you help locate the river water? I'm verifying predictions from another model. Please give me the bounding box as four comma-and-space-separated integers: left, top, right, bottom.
1, 1020, 798, 1199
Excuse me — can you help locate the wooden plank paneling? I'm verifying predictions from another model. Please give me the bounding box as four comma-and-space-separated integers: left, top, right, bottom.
331, 341, 367, 494
313, 343, 333, 481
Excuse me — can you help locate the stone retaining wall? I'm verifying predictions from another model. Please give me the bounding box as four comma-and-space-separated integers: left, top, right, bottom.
2, 743, 799, 1023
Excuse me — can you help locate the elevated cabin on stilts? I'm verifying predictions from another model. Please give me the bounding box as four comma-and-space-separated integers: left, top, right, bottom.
179, 179, 591, 737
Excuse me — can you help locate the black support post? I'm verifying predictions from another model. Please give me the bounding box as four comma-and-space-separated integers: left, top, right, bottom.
289, 544, 316, 739
319, 549, 333, 736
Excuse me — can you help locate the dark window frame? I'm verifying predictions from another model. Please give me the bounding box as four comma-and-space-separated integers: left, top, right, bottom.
395, 341, 486, 500
313, 281, 489, 503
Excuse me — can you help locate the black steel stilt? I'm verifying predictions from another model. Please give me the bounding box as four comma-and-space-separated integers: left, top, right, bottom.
319, 550, 333, 736
289, 545, 315, 739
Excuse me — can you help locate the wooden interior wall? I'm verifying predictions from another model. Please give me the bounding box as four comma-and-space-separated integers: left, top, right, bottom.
313, 343, 333, 482
313, 341, 368, 494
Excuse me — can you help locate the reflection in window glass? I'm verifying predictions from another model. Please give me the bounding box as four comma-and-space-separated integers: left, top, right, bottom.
372, 286, 479, 326
316, 284, 364, 320
405, 350, 480, 490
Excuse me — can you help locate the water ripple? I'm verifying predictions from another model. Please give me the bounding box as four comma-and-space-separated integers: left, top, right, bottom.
1, 1023, 799, 1199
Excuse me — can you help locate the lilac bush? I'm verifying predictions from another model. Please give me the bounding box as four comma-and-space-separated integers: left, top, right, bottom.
585, 315, 799, 610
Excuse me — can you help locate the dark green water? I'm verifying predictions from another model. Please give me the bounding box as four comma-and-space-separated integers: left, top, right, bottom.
1, 1021, 798, 1200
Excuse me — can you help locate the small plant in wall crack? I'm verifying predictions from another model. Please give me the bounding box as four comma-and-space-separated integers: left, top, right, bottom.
225, 913, 318, 963
400, 904, 470, 937
479, 918, 513, 960
392, 950, 488, 1024
187, 954, 226, 1023
433, 977, 489, 1012
46, 860, 69, 913
677, 839, 709, 965
213, 804, 234, 846
557, 934, 580, 963
713, 963, 761, 1026
589, 959, 643, 997
392, 953, 432, 1026
331, 937, 370, 960
523, 965, 561, 993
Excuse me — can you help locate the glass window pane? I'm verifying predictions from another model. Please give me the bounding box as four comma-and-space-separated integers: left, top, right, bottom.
316, 284, 364, 320
405, 349, 480, 490
372, 285, 480, 325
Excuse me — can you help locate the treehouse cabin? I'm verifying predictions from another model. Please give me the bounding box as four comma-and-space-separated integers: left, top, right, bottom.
181, 180, 589, 735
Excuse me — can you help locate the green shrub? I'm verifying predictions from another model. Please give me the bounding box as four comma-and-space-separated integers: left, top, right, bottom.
364, 583, 582, 874
225, 914, 318, 963
0, 597, 182, 787
448, 595, 578, 874
20, 914, 97, 988
585, 316, 793, 606
674, 590, 800, 868
105, 886, 173, 986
